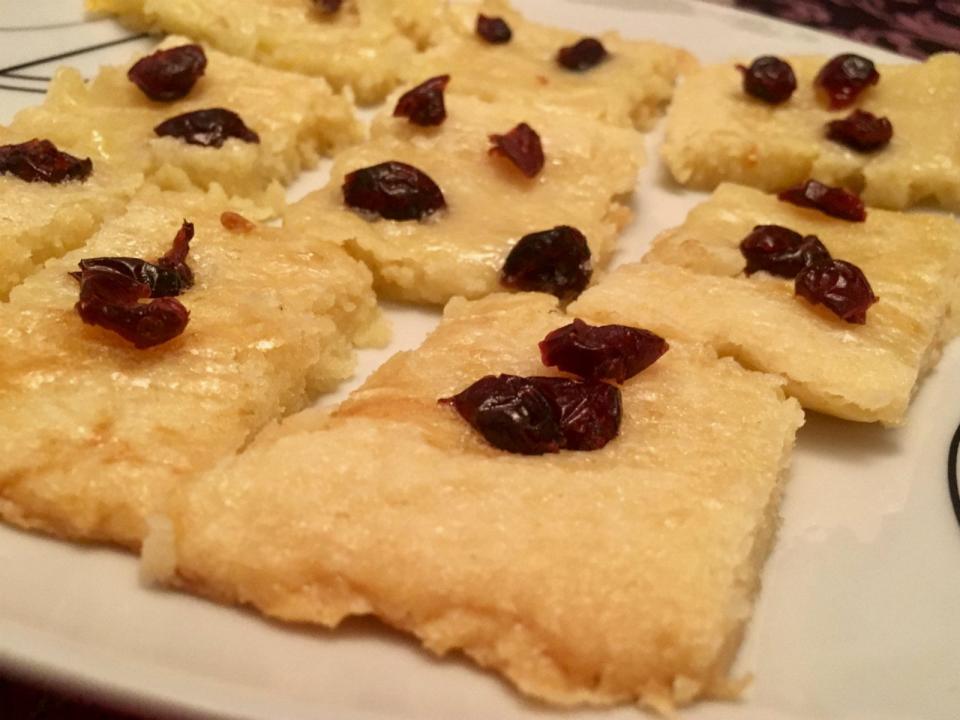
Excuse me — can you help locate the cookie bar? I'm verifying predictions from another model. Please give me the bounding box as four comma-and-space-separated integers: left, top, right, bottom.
7, 37, 361, 215
153, 292, 803, 713
409, 0, 696, 129
284, 93, 643, 304
570, 184, 960, 425
86, 0, 446, 103
662, 53, 960, 210
0, 131, 141, 299
0, 188, 385, 548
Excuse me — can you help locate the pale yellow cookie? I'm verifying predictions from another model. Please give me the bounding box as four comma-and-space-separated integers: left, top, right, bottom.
86, 0, 447, 103
0, 188, 384, 548
662, 53, 960, 210
0, 131, 141, 299
154, 292, 803, 713
7, 37, 361, 215
284, 93, 643, 304
410, 0, 696, 129
571, 184, 960, 425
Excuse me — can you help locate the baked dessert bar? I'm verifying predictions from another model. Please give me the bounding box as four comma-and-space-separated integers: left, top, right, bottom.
410, 0, 696, 130
662, 53, 960, 210
151, 292, 803, 713
0, 130, 141, 299
0, 188, 384, 548
86, 0, 446, 103
570, 184, 960, 425
7, 37, 361, 216
284, 92, 643, 304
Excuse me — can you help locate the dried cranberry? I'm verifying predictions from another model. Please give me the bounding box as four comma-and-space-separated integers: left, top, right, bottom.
740, 224, 832, 278
393, 75, 450, 127
476, 14, 512, 44
312, 0, 342, 13
778, 180, 866, 222
71, 221, 195, 298
501, 226, 591, 299
815, 54, 879, 109
440, 374, 621, 454
795, 259, 878, 324
539, 319, 668, 384
0, 139, 92, 184
74, 266, 190, 349
736, 56, 796, 104
557, 37, 608, 72
128, 44, 207, 102
154, 108, 259, 148
342, 161, 446, 221
826, 109, 893, 152
489, 122, 544, 178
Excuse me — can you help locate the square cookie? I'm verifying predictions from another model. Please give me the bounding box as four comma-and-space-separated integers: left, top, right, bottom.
0, 129, 141, 299
0, 187, 385, 548
86, 0, 446, 103
662, 53, 960, 210
284, 92, 643, 304
571, 184, 960, 425
154, 293, 803, 713
410, 0, 696, 129
7, 37, 361, 215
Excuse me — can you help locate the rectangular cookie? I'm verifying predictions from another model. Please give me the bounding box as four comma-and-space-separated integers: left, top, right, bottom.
662, 53, 960, 210
152, 292, 803, 714
7, 36, 361, 215
411, 0, 696, 129
570, 184, 960, 425
85, 0, 446, 103
0, 187, 385, 548
284, 92, 643, 304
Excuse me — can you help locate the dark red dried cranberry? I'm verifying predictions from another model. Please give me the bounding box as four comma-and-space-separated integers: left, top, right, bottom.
740, 224, 832, 278
815, 54, 880, 109
539, 319, 668, 384
440, 374, 621, 454
393, 75, 450, 127
476, 14, 512, 44
826, 109, 893, 152
0, 139, 92, 184
736, 56, 796, 104
71, 221, 195, 298
778, 180, 866, 222
312, 0, 342, 13
795, 259, 878, 324
501, 226, 591, 299
489, 122, 544, 178
128, 44, 207, 102
154, 108, 259, 148
342, 161, 446, 221
557, 37, 608, 72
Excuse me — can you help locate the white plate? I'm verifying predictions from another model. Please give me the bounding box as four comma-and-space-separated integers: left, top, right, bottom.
2, 2, 959, 719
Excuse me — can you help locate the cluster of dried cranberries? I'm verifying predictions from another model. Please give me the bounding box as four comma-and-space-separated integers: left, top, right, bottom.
739, 223, 877, 324
73, 221, 196, 348
441, 319, 668, 455
0, 139, 92, 184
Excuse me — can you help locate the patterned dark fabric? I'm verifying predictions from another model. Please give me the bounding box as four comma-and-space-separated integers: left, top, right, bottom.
736, 0, 960, 58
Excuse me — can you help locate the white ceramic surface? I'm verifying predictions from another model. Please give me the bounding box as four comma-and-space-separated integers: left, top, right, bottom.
1, 2, 959, 719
